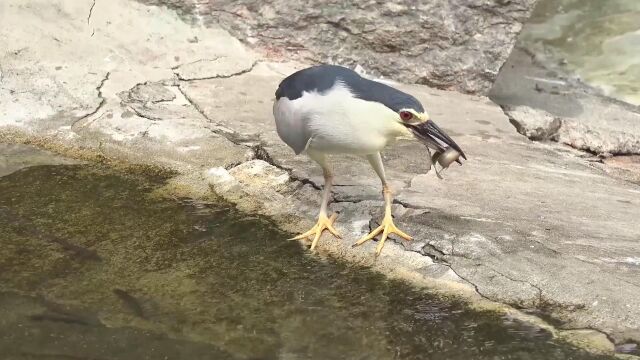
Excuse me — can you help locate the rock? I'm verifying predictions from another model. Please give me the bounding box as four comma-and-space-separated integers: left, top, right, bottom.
205, 160, 316, 218
505, 105, 640, 155
505, 106, 561, 141
138, 0, 538, 95
173, 57, 256, 80
119, 82, 176, 104
0, 143, 81, 177
601, 156, 640, 185
228, 159, 291, 190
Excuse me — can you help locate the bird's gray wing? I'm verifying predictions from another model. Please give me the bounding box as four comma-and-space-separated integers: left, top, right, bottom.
273, 98, 311, 155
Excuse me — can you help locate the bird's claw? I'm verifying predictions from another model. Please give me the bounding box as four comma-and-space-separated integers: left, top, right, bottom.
352, 216, 412, 257
289, 213, 341, 250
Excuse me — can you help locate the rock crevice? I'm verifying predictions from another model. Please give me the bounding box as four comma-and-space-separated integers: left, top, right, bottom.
72, 71, 110, 128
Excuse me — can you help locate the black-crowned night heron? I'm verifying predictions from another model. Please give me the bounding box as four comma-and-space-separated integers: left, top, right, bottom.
273, 65, 466, 256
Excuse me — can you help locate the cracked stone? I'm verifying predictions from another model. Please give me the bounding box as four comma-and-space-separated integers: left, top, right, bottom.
71, 72, 110, 128
453, 261, 541, 308
174, 58, 257, 81
119, 82, 176, 104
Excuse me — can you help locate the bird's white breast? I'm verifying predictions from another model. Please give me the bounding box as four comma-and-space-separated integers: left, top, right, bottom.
273, 82, 410, 155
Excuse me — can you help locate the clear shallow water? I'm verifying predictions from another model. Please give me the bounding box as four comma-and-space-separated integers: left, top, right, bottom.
0, 160, 616, 359
521, 0, 640, 105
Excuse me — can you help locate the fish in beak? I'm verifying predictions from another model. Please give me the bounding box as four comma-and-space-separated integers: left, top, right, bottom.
406, 120, 467, 173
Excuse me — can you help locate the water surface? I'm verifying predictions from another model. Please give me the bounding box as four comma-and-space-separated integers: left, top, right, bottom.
0, 154, 615, 359
521, 0, 640, 105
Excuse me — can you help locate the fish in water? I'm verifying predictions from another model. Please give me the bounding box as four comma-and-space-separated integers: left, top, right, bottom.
112, 288, 145, 318
0, 206, 101, 261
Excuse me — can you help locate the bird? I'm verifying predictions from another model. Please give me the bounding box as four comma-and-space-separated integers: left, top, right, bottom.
273, 64, 465, 256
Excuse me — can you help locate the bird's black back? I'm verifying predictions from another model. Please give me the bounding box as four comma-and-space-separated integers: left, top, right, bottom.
275, 65, 424, 113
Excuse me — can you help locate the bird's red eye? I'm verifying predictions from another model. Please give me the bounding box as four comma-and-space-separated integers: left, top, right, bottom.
400, 111, 413, 121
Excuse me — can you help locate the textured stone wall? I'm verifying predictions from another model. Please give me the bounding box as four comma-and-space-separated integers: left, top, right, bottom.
143, 0, 538, 94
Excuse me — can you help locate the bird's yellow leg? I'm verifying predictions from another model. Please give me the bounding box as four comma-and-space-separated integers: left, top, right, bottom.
289, 213, 341, 250
353, 185, 412, 256
289, 153, 341, 250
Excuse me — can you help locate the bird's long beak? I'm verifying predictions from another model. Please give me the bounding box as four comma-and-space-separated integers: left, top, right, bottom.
406, 120, 467, 160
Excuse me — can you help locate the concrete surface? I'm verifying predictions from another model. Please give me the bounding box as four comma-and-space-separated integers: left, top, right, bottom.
1, 0, 640, 353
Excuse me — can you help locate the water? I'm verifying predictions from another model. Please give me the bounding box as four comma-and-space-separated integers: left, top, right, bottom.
520, 0, 640, 105
0, 147, 615, 359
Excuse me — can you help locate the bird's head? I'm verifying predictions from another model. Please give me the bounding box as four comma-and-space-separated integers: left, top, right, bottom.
398, 108, 429, 125
350, 74, 466, 166
394, 103, 467, 165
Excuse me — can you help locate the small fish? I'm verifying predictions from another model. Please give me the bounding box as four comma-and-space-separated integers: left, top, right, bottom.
425, 147, 463, 179
112, 288, 145, 318
0, 206, 101, 261
29, 313, 92, 326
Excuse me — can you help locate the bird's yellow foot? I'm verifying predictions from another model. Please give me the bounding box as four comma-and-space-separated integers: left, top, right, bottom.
352, 215, 412, 256
289, 213, 341, 250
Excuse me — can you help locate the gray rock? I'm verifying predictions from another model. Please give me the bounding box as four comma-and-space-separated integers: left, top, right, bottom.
173, 57, 257, 81
119, 82, 176, 104
138, 0, 538, 95
505, 105, 640, 155
505, 105, 561, 141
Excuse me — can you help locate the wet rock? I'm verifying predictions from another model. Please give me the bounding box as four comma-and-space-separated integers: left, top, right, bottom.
453, 261, 541, 308
139, 0, 538, 94
205, 160, 317, 218
0, 143, 80, 177
228, 159, 291, 190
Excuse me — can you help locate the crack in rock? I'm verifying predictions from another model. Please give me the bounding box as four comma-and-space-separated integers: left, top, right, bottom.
175, 83, 259, 146
484, 265, 544, 307
175, 82, 320, 191
87, 0, 97, 25
393, 198, 427, 209
72, 71, 110, 128
173, 59, 259, 81
421, 243, 449, 264
446, 265, 495, 302
119, 81, 177, 104
127, 105, 162, 121
170, 58, 220, 71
